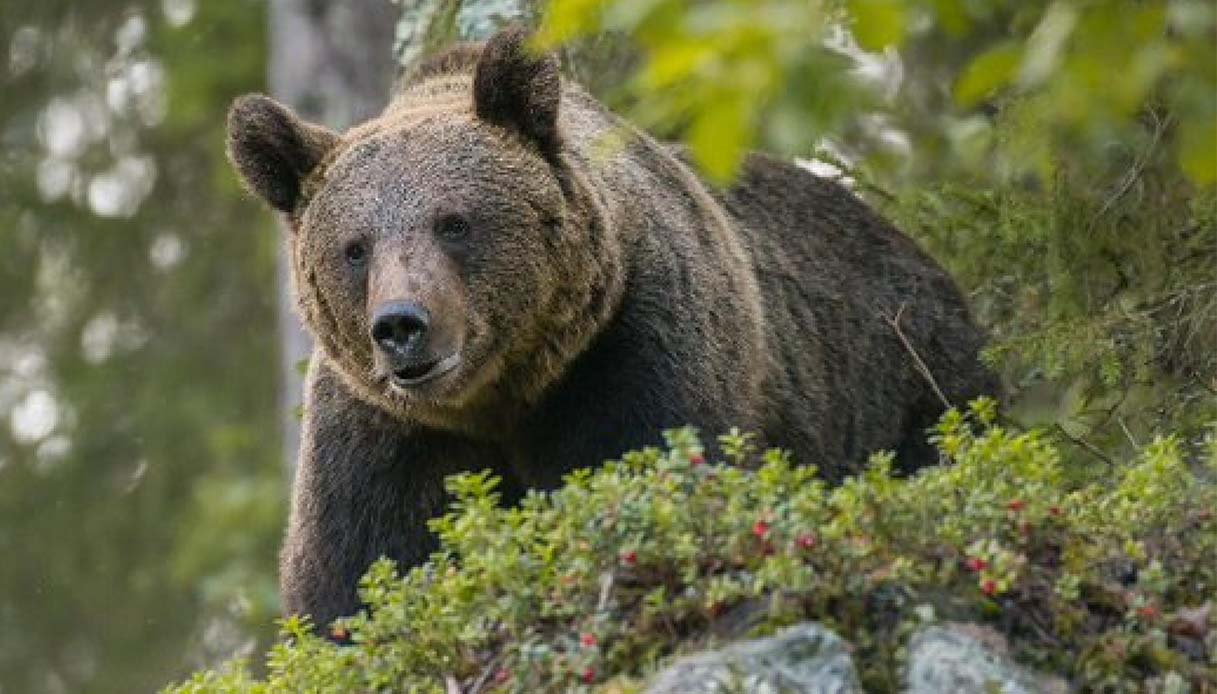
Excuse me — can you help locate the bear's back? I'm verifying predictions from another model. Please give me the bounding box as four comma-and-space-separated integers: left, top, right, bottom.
706, 151, 998, 474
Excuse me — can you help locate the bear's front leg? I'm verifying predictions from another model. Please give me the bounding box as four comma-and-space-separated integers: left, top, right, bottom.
280, 356, 504, 629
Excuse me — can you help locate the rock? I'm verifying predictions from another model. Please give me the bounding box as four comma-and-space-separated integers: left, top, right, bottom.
906, 625, 1070, 694
645, 623, 862, 694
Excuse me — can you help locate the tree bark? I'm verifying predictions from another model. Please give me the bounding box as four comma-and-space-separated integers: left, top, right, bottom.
392, 0, 530, 73
391, 0, 634, 104
268, 0, 398, 471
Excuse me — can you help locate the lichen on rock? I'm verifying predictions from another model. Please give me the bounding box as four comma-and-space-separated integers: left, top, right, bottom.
645, 624, 863, 694
906, 625, 1069, 694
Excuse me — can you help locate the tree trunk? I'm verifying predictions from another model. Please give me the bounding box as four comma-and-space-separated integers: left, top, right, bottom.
391, 0, 634, 104
392, 0, 531, 73
268, 0, 398, 471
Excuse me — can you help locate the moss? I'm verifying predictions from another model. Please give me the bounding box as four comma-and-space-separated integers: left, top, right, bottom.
164, 401, 1216, 693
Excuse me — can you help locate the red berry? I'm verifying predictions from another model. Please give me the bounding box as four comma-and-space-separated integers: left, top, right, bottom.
690, 453, 706, 466
1048, 505, 1063, 517
752, 520, 771, 539
1007, 499, 1026, 512
761, 540, 776, 556
582, 667, 597, 684
620, 550, 638, 566
580, 633, 599, 648
981, 579, 998, 596
1137, 605, 1160, 621
796, 533, 817, 550
493, 668, 511, 684
965, 557, 989, 572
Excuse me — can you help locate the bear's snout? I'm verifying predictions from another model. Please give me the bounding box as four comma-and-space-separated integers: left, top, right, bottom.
371, 301, 454, 386
371, 301, 430, 356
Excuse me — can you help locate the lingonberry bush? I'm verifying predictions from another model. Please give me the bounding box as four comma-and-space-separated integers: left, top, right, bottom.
167, 400, 1216, 692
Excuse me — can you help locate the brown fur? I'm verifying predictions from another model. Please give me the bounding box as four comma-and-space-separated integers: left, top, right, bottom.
225, 26, 998, 628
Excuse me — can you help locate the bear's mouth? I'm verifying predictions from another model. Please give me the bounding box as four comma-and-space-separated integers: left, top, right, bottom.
388, 353, 461, 388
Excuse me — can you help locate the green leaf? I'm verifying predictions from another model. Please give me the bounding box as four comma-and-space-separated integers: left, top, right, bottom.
537, 0, 606, 46
955, 42, 1021, 107
932, 0, 972, 37
847, 0, 907, 51
1178, 118, 1217, 185
642, 40, 713, 88
689, 94, 750, 183
1018, 1, 1079, 88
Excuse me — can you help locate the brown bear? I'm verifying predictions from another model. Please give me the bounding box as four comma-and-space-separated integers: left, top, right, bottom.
226, 26, 998, 629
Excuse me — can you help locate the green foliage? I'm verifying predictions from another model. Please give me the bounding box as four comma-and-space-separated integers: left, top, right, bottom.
538, 0, 1217, 468
538, 0, 1217, 185
540, 0, 858, 181
868, 140, 1216, 459
0, 2, 281, 691
166, 404, 1217, 692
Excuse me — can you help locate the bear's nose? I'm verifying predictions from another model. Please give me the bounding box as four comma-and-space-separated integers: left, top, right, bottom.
370, 302, 430, 356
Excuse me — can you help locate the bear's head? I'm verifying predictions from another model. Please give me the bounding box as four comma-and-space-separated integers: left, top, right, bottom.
225, 27, 622, 434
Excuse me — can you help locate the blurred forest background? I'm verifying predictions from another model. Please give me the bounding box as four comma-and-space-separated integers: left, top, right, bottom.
1, 1, 395, 691
0, 0, 1213, 692
2, 2, 279, 693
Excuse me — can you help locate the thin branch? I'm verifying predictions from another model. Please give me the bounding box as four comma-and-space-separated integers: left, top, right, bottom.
597, 571, 615, 613
1087, 110, 1172, 233
1053, 423, 1115, 468
1014, 598, 1064, 648
1195, 374, 1217, 397
466, 650, 507, 694
1117, 417, 1141, 450
883, 304, 952, 409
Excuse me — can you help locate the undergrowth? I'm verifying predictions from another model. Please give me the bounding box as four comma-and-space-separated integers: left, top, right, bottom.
167, 400, 1217, 693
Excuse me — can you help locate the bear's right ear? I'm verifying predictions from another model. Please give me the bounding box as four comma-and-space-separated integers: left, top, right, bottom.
226, 94, 339, 213
473, 26, 561, 158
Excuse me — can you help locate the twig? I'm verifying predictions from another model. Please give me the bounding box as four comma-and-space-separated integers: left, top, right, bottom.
1117, 417, 1141, 450
1016, 599, 1064, 648
883, 304, 952, 409
597, 571, 615, 613
853, 177, 897, 203
1195, 374, 1217, 396
1087, 110, 1172, 233
445, 674, 462, 694
466, 651, 507, 694
1053, 423, 1115, 468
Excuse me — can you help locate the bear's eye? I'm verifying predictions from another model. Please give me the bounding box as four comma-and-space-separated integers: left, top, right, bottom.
343, 240, 369, 267
434, 214, 471, 243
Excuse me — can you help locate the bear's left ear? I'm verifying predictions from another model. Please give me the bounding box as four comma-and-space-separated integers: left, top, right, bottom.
473, 25, 561, 158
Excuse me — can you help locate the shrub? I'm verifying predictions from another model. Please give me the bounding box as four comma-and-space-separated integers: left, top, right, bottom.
166, 402, 1216, 693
